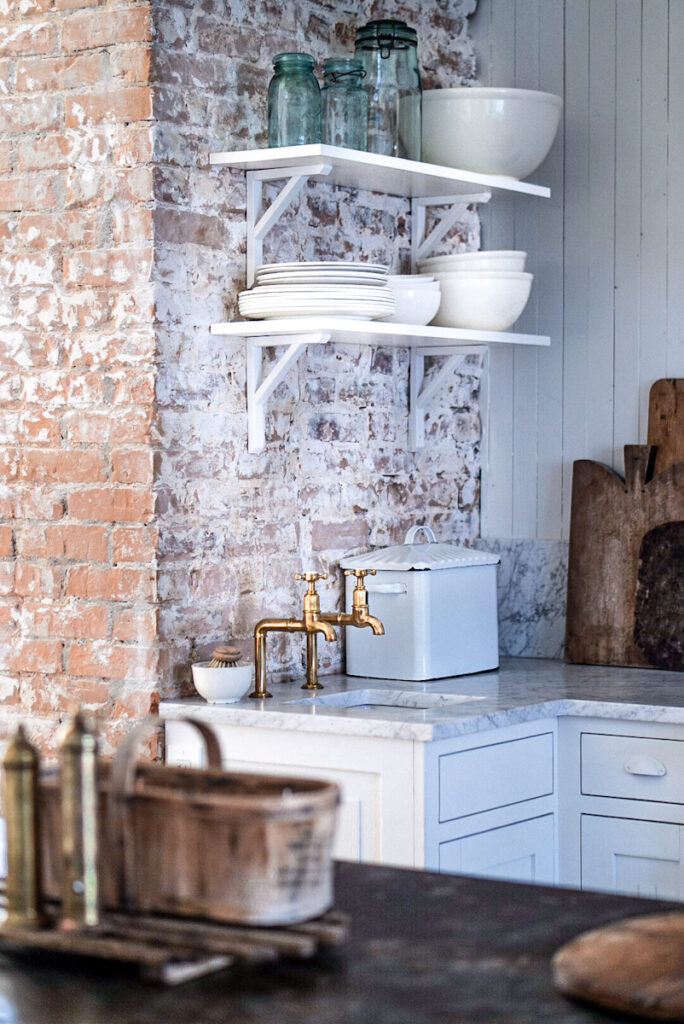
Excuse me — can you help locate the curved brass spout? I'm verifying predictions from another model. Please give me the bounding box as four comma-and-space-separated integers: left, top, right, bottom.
320, 568, 385, 636
250, 574, 337, 699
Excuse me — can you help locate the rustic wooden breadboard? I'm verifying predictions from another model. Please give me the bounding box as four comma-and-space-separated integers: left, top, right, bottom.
553, 912, 684, 1020
0, 903, 349, 985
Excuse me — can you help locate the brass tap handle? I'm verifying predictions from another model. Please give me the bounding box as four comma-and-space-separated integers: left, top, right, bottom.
344, 568, 377, 586
294, 571, 328, 594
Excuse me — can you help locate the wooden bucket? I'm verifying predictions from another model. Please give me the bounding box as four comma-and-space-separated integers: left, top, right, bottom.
39, 718, 340, 926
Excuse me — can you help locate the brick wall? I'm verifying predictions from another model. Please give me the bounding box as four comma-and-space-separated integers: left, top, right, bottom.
1, 0, 481, 753
0, 0, 157, 754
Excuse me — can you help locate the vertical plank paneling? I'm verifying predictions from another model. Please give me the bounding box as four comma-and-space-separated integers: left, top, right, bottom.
666, 1, 684, 379
511, 0, 541, 538
585, 0, 616, 468
478, 0, 517, 537
612, 0, 642, 476
534, 0, 565, 537
638, 0, 669, 438
561, 0, 591, 538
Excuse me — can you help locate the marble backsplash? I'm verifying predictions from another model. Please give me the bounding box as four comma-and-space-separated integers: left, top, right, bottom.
474, 538, 569, 660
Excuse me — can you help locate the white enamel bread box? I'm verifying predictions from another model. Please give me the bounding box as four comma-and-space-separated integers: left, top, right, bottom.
340, 526, 500, 681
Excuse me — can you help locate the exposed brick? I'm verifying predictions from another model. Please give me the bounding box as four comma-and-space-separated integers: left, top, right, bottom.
0, 20, 57, 56
110, 42, 150, 84
61, 6, 151, 52
19, 407, 61, 444
27, 600, 109, 640
44, 524, 108, 561
112, 604, 156, 643
112, 206, 152, 245
68, 486, 154, 523
15, 562, 60, 599
15, 52, 104, 92
0, 94, 61, 131
17, 673, 109, 717
112, 523, 157, 561
65, 565, 155, 602
20, 449, 106, 484
0, 174, 59, 212
68, 641, 156, 680
111, 369, 154, 405
63, 247, 153, 288
4, 639, 62, 675
0, 598, 19, 637
0, 563, 15, 597
0, 140, 12, 174
18, 133, 73, 172
64, 407, 152, 444
0, 525, 13, 557
65, 86, 152, 127
111, 449, 153, 485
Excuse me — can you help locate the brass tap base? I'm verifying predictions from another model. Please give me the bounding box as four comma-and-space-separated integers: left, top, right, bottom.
301, 680, 324, 690
248, 688, 273, 699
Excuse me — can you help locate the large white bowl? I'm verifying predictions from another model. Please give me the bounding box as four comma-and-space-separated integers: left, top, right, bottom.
422, 87, 563, 180
432, 270, 533, 330
384, 282, 441, 325
417, 251, 527, 273
191, 662, 254, 703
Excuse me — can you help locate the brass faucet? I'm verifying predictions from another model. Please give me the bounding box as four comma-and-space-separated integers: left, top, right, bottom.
251, 572, 337, 699
320, 569, 385, 636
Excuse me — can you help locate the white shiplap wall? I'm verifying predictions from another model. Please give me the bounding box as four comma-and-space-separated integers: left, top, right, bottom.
472, 0, 684, 541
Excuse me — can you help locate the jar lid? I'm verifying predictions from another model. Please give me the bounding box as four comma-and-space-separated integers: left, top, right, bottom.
272, 52, 315, 69
323, 57, 366, 80
339, 525, 500, 572
355, 19, 418, 51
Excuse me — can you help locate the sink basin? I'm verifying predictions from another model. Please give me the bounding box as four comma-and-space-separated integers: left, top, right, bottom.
290, 689, 486, 710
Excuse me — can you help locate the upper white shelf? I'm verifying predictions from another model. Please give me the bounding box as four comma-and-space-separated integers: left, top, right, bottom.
210, 317, 550, 349
209, 144, 551, 201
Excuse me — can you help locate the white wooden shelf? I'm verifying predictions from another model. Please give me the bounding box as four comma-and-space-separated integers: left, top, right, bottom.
210, 317, 550, 349
209, 144, 551, 201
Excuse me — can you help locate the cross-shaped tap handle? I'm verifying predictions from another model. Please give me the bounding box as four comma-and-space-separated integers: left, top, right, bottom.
343, 569, 377, 583
294, 571, 328, 590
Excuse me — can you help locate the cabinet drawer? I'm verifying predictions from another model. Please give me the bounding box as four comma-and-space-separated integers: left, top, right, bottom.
581, 733, 684, 805
438, 732, 554, 823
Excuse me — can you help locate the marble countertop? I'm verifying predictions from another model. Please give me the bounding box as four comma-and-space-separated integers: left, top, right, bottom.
159, 656, 684, 742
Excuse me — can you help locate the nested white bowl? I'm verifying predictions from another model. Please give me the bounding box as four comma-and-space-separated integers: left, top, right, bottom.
417, 251, 527, 273
383, 282, 442, 325
388, 274, 438, 287
191, 662, 254, 703
422, 87, 562, 179
432, 270, 533, 331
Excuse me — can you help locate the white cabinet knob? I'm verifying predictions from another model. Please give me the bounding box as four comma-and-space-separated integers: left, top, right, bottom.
623, 755, 667, 777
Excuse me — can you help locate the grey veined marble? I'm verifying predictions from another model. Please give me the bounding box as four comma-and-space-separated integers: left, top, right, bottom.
474, 537, 569, 659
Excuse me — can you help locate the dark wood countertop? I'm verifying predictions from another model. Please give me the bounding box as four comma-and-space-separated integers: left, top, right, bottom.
0, 861, 676, 1023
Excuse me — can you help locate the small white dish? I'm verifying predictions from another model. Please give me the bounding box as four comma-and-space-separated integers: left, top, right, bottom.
191, 662, 254, 703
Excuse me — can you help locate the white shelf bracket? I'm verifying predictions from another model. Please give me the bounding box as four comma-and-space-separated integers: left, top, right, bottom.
246, 163, 333, 286
409, 345, 485, 451
246, 331, 331, 452
410, 192, 491, 271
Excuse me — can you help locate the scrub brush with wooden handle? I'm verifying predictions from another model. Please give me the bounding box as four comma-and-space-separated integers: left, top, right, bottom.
208, 644, 242, 668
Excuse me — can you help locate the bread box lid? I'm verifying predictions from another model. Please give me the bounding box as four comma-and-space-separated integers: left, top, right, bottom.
339, 526, 500, 572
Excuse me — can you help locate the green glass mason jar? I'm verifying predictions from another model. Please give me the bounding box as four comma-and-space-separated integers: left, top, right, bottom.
321, 57, 368, 151
268, 52, 321, 147
354, 19, 422, 161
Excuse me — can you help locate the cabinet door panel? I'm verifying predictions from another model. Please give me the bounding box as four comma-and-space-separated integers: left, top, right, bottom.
581, 814, 684, 900
439, 814, 555, 884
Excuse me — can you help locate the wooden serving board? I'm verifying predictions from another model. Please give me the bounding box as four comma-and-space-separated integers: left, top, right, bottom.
565, 379, 684, 670
552, 912, 684, 1020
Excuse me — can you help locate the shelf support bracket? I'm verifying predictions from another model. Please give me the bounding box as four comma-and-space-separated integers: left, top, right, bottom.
246, 331, 331, 452
246, 163, 333, 286
410, 192, 491, 271
409, 345, 485, 451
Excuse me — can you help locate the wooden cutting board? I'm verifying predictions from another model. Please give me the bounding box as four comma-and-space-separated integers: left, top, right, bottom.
552, 912, 684, 1020
565, 380, 684, 669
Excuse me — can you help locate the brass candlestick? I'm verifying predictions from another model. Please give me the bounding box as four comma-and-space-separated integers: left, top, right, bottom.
59, 711, 100, 931
2, 725, 42, 929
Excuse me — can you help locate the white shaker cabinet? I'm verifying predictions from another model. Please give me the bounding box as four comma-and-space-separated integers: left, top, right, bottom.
559, 718, 684, 901
163, 716, 558, 883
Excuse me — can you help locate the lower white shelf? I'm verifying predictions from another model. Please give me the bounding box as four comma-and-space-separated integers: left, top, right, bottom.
210, 316, 550, 349
210, 318, 550, 453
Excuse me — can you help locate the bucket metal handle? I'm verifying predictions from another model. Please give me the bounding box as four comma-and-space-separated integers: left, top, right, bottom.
109, 716, 223, 911
404, 525, 436, 545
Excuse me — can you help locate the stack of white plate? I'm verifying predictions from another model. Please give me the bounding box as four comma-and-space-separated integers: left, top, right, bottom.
415, 251, 532, 331
238, 262, 394, 320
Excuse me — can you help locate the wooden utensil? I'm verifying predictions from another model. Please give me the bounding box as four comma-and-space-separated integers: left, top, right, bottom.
648, 378, 684, 475
553, 912, 684, 1020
